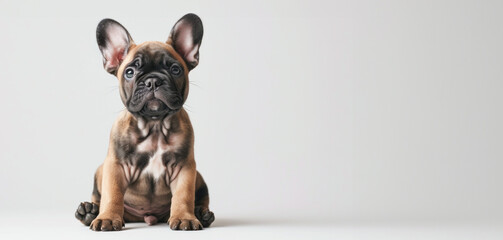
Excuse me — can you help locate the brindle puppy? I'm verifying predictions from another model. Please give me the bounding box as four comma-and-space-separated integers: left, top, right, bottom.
74, 14, 214, 231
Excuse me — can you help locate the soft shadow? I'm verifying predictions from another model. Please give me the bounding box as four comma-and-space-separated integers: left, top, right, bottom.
122, 222, 151, 230
211, 218, 262, 227
120, 217, 337, 229
211, 217, 326, 228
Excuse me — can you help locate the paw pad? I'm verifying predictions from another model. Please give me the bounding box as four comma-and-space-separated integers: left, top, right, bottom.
75, 202, 99, 226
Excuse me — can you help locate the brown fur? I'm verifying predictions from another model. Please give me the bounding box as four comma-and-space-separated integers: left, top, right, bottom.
88, 90, 209, 230
79, 27, 212, 231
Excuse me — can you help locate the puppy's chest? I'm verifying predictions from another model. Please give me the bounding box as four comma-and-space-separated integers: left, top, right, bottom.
122, 132, 183, 184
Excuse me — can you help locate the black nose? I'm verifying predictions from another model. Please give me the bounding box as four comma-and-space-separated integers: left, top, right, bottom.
144, 78, 163, 90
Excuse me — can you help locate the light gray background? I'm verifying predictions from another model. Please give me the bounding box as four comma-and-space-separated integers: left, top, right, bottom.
0, 0, 502, 239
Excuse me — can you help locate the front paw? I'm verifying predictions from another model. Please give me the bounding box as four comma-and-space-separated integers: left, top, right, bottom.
169, 216, 202, 230
89, 214, 124, 231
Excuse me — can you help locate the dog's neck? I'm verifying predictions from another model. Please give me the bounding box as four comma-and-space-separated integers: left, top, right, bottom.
133, 111, 181, 138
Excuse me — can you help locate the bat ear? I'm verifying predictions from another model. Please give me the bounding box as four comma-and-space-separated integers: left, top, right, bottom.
167, 13, 203, 71
96, 19, 135, 75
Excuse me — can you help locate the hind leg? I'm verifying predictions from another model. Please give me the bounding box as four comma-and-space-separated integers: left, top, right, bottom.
193, 171, 215, 227
75, 165, 103, 226
75, 202, 99, 226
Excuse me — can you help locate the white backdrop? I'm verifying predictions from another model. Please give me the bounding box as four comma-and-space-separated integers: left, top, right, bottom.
0, 0, 502, 225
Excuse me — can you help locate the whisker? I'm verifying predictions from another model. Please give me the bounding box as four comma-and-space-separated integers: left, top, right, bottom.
189, 81, 202, 88
184, 104, 193, 113
114, 107, 126, 114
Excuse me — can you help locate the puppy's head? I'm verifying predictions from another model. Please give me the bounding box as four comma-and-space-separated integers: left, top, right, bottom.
96, 14, 203, 120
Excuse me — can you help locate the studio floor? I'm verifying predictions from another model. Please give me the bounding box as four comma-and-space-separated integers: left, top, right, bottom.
1, 212, 502, 240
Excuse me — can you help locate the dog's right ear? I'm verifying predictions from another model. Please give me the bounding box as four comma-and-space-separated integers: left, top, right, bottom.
96, 19, 134, 75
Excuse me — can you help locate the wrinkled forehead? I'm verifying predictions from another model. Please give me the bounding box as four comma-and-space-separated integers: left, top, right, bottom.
135, 43, 177, 63
119, 41, 187, 74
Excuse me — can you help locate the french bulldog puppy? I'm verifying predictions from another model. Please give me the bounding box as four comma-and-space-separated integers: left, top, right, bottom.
75, 13, 214, 231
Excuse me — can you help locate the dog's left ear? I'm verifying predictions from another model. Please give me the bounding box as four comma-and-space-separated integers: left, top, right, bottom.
167, 13, 203, 71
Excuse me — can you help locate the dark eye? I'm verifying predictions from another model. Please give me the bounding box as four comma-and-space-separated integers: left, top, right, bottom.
124, 68, 135, 80
170, 64, 182, 76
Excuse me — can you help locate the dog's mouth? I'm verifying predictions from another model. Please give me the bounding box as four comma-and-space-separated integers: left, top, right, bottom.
138, 99, 172, 119
127, 83, 184, 120
145, 99, 167, 112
